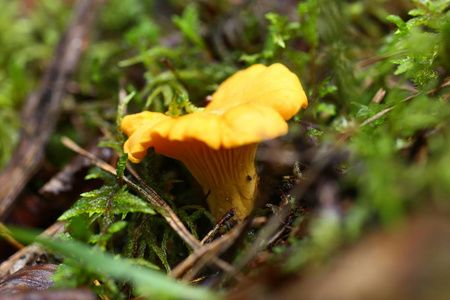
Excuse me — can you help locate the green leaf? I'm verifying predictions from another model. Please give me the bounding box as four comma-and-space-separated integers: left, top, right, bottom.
166, 92, 201, 117
315, 102, 337, 118
124, 17, 160, 49
318, 77, 338, 98
108, 220, 127, 234
387, 14, 407, 34
307, 128, 323, 137
85, 167, 116, 184
408, 8, 427, 17
392, 58, 413, 75
59, 185, 155, 221
128, 257, 160, 271
266, 13, 291, 49
297, 0, 319, 47
145, 85, 174, 110
117, 91, 135, 130
116, 153, 128, 178
172, 4, 205, 49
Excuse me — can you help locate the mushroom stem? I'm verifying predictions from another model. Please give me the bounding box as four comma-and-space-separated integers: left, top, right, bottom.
180, 143, 259, 221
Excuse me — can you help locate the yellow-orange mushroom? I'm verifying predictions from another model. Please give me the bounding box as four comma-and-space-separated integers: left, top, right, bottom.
121, 63, 308, 221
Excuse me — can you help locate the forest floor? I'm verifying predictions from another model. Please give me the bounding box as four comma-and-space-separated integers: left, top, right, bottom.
0, 0, 449, 299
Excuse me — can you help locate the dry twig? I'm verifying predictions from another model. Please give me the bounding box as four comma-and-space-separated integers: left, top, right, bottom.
172, 222, 247, 280
0, 222, 24, 250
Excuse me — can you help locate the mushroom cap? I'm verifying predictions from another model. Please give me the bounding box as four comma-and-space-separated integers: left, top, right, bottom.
206, 63, 307, 119
122, 63, 308, 163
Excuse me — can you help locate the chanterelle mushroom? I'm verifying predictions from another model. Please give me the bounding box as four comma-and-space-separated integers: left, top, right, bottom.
121, 63, 308, 220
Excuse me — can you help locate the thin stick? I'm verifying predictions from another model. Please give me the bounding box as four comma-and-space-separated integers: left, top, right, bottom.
172, 222, 246, 280
200, 208, 236, 245
359, 106, 395, 128
0, 222, 24, 250
213, 205, 290, 289
359, 77, 450, 128
355, 50, 408, 68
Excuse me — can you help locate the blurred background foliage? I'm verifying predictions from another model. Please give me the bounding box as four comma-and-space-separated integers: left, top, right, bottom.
1, 0, 450, 298
0, 0, 70, 168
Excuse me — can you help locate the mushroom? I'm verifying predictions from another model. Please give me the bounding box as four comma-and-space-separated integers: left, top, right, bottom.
121, 63, 308, 221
